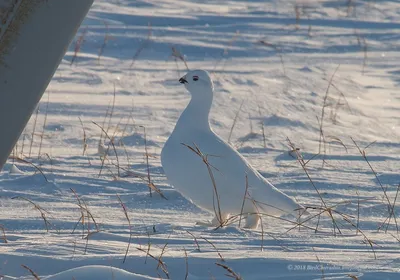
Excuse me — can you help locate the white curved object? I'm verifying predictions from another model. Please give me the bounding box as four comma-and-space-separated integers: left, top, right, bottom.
0, 0, 93, 169
161, 70, 305, 229
44, 265, 163, 280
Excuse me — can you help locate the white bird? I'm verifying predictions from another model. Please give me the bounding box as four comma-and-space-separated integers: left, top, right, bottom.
161, 70, 306, 229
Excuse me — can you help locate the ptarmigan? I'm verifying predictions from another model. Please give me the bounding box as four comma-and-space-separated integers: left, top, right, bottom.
161, 69, 306, 229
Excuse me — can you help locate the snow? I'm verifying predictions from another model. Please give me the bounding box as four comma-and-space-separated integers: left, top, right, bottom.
1, 0, 399, 279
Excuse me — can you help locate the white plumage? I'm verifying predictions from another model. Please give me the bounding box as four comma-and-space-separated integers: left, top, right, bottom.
161, 69, 305, 229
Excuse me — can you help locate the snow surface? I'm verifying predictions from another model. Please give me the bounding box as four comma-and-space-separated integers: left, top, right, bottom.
1, 0, 400, 279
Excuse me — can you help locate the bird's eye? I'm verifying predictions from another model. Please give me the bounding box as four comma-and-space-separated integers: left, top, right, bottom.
193, 76, 199, 81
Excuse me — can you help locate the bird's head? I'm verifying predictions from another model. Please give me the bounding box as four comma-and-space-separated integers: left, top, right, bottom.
179, 69, 214, 95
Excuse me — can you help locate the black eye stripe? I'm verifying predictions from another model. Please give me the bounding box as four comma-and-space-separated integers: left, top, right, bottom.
193, 76, 199, 81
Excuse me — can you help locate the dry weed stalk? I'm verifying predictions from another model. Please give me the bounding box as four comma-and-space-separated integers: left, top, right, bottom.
157, 242, 169, 272
38, 92, 50, 159
119, 102, 135, 167
287, 138, 342, 235
71, 26, 88, 65
106, 83, 117, 137
116, 125, 166, 199
219, 194, 294, 251
384, 184, 400, 233
130, 22, 152, 69
200, 237, 225, 262
119, 139, 131, 168
251, 199, 265, 251
12, 144, 17, 164
292, 203, 377, 258
78, 117, 91, 165
183, 248, 189, 280
70, 188, 99, 238
355, 30, 368, 74
225, 210, 315, 232
348, 274, 360, 280
21, 264, 40, 280
346, 0, 355, 16
238, 174, 249, 228
325, 135, 348, 153
99, 100, 112, 145
248, 113, 254, 133
308, 23, 312, 37
20, 131, 27, 158
136, 247, 170, 279
212, 30, 240, 72
140, 126, 153, 197
228, 99, 245, 144
28, 105, 40, 158
186, 231, 201, 251
351, 138, 398, 233
0, 225, 7, 243
312, 247, 325, 280
98, 21, 113, 64
329, 82, 352, 124
171, 47, 189, 70
318, 64, 340, 166
258, 40, 286, 76
215, 263, 242, 280
356, 189, 360, 234
117, 194, 132, 263
181, 143, 224, 227
295, 4, 301, 30
8, 156, 48, 181
12, 196, 52, 231
257, 104, 267, 149
93, 121, 121, 178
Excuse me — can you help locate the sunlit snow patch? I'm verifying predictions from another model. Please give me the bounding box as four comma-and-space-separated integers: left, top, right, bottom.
44, 265, 164, 280
9, 164, 24, 175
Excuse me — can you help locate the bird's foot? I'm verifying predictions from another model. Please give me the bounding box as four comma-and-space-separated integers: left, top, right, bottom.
243, 214, 260, 229
196, 213, 230, 228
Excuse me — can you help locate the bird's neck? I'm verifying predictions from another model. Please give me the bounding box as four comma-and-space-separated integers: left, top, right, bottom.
176, 89, 213, 132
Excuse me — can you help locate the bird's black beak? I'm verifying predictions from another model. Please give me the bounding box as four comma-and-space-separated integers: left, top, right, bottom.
179, 77, 188, 84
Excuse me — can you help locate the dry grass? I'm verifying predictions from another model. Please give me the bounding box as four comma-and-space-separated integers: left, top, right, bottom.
257, 40, 286, 76
186, 230, 201, 251
171, 47, 189, 71
215, 262, 242, 280
28, 105, 40, 158
228, 99, 245, 144
212, 30, 240, 73
238, 174, 249, 229
117, 194, 132, 263
183, 248, 189, 280
136, 247, 170, 279
0, 224, 7, 243
351, 138, 399, 233
98, 21, 113, 64
318, 64, 341, 166
8, 156, 49, 182
78, 117, 91, 165
181, 143, 224, 227
70, 188, 100, 240
256, 104, 267, 149
38, 92, 50, 159
21, 264, 40, 280
93, 121, 121, 177
200, 236, 225, 262
140, 125, 153, 197
71, 26, 88, 66
12, 196, 52, 232
130, 22, 152, 69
